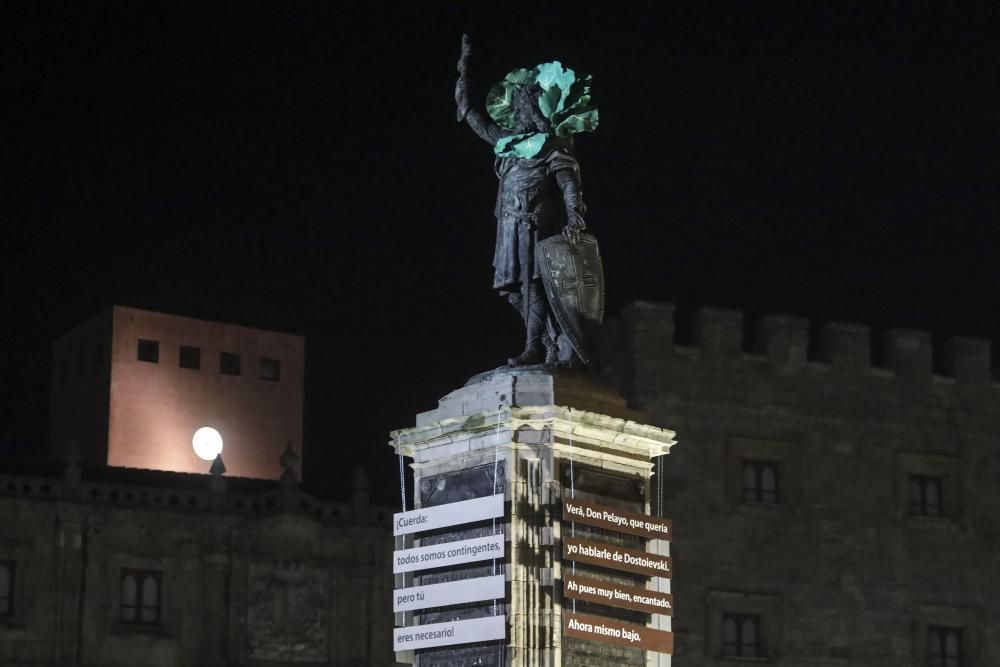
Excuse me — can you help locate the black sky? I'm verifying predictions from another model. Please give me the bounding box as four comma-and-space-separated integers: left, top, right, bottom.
3, 2, 999, 500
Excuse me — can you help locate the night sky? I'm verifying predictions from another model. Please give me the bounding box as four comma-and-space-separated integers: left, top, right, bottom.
4, 3, 998, 501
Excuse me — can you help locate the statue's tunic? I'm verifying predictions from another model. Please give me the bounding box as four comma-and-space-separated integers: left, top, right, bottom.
492, 143, 580, 292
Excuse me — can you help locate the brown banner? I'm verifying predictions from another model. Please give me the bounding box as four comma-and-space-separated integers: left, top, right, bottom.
563, 499, 672, 541
564, 611, 673, 654
563, 536, 672, 578
563, 574, 673, 616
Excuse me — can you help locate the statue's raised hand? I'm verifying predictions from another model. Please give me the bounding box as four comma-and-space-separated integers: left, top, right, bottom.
455, 34, 471, 121
457, 33, 471, 72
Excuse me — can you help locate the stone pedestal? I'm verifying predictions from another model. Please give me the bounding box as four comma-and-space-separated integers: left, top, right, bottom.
391, 369, 676, 667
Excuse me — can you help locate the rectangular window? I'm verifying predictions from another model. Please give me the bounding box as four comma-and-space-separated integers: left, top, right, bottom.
259, 358, 281, 382
927, 626, 962, 667
220, 352, 241, 376
137, 339, 159, 363
910, 475, 944, 517
743, 460, 779, 504
179, 345, 201, 370
992, 341, 1000, 383
722, 612, 760, 658
120, 569, 161, 626
0, 560, 14, 616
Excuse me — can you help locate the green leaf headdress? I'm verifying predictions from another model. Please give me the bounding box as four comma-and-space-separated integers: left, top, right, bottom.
486, 61, 599, 159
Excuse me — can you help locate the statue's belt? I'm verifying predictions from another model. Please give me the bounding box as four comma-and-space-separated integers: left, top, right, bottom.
501, 207, 538, 228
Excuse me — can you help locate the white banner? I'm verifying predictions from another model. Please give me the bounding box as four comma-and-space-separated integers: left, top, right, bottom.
393, 534, 504, 574
394, 495, 504, 536
394, 615, 506, 651
394, 574, 505, 613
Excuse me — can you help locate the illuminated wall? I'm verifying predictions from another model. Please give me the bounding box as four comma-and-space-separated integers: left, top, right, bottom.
49, 306, 304, 479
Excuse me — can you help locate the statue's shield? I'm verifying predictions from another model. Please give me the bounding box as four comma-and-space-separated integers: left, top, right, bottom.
537, 233, 605, 365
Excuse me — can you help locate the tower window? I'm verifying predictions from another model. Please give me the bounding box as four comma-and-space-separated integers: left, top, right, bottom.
910, 475, 944, 517
259, 358, 281, 382
927, 626, 962, 667
137, 339, 159, 363
743, 460, 779, 504
220, 352, 241, 376
0, 560, 14, 616
179, 345, 201, 370
722, 612, 760, 658
120, 569, 161, 626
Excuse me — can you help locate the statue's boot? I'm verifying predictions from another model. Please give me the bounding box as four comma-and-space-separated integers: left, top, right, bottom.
506, 284, 548, 367
543, 316, 559, 366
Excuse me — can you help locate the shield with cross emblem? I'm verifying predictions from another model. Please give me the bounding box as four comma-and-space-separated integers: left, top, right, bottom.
537, 233, 605, 365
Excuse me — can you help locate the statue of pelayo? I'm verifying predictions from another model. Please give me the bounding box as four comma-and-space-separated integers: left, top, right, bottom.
454, 34, 605, 370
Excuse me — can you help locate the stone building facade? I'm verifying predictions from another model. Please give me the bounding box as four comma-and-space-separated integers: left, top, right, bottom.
600, 301, 1000, 666
0, 458, 395, 667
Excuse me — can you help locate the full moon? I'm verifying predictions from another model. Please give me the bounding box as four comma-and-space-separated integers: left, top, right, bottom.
192, 426, 223, 461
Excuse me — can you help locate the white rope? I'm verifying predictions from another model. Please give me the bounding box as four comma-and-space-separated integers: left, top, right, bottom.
568, 409, 576, 614
657, 454, 664, 517
397, 434, 406, 513
656, 453, 665, 597
492, 405, 502, 616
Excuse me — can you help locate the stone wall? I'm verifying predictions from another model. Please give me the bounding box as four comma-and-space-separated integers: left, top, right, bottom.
0, 465, 395, 667
604, 301, 1000, 666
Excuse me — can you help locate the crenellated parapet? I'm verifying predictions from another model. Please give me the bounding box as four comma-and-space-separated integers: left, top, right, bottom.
757, 314, 809, 370
616, 301, 995, 389
819, 321, 870, 371
883, 328, 932, 379
946, 336, 992, 384
693, 307, 743, 361
0, 466, 393, 527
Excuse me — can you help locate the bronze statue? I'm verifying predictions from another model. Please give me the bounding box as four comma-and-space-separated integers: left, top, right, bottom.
455, 34, 605, 369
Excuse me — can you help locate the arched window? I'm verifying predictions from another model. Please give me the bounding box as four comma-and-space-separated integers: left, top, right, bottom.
120, 573, 137, 622
141, 574, 159, 623
760, 465, 777, 504
0, 561, 14, 616
120, 569, 161, 625
742, 460, 780, 504
722, 613, 760, 657
910, 475, 944, 517
723, 616, 737, 652
927, 626, 962, 667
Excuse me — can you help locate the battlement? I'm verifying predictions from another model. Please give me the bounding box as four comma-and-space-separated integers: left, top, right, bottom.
0, 466, 392, 527
620, 301, 996, 386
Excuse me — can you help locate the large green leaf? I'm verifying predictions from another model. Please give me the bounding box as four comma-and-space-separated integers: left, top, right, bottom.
486, 81, 516, 129
485, 61, 598, 154
535, 61, 577, 119
552, 74, 598, 136
555, 108, 599, 137
537, 85, 563, 123
506, 67, 535, 86
486, 67, 535, 130
494, 132, 549, 159
487, 67, 538, 128
560, 75, 593, 116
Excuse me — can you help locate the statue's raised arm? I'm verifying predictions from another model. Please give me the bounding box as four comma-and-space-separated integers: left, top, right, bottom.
455, 34, 504, 145
455, 34, 471, 121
